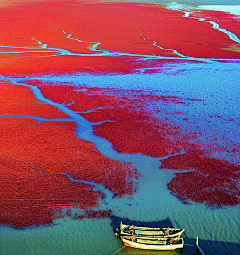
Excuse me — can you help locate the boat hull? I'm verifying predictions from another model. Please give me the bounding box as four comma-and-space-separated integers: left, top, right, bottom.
121, 237, 184, 251
118, 223, 185, 238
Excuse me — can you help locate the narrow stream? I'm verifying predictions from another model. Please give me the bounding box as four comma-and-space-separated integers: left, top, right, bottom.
1, 76, 186, 211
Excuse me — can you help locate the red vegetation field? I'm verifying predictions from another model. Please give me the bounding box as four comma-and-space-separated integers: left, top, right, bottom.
161, 152, 239, 207
1, 1, 240, 77
0, 1, 239, 227
0, 82, 136, 227
34, 82, 197, 157
1, 78, 239, 227
33, 82, 240, 207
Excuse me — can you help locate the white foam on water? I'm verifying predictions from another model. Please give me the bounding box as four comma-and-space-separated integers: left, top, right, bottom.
198, 5, 240, 16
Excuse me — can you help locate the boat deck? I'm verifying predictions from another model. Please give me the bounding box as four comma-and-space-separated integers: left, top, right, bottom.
136, 230, 165, 235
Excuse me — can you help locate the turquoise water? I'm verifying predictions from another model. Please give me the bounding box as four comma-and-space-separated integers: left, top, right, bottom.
1, 199, 239, 254
126, 0, 240, 6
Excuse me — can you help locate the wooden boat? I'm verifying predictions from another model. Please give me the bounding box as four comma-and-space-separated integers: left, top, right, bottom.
121, 236, 184, 250
116, 222, 185, 238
